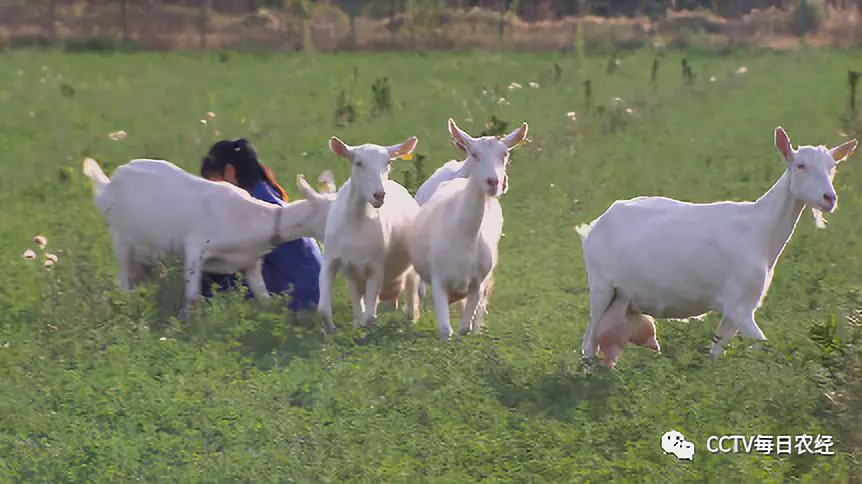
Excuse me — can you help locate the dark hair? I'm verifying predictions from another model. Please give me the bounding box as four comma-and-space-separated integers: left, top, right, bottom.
200, 138, 287, 201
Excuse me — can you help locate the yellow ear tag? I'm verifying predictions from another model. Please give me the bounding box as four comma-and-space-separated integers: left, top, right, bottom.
399, 153, 414, 161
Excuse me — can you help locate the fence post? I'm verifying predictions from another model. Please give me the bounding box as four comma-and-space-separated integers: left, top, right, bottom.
121, 0, 129, 42
849, 70, 860, 117
349, 0, 357, 48
499, 0, 507, 48
48, 0, 57, 44
199, 0, 210, 50
389, 0, 396, 47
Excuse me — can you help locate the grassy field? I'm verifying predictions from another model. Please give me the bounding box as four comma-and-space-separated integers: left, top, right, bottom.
1, 46, 861, 482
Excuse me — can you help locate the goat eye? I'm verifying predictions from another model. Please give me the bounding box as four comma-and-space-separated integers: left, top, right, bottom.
355, 161, 363, 168
796, 163, 806, 170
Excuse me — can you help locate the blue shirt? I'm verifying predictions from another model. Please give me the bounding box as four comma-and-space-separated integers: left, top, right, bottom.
201, 181, 323, 312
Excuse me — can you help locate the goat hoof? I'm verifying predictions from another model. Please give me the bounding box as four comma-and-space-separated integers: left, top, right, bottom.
580, 356, 596, 375
438, 328, 453, 341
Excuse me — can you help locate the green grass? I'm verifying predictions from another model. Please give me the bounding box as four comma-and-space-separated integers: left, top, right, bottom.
1, 47, 861, 482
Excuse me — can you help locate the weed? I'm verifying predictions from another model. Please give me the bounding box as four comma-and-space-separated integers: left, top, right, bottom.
370, 77, 392, 118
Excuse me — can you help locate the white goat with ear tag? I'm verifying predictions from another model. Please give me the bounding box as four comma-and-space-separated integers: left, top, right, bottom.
576, 127, 857, 372
317, 135, 422, 333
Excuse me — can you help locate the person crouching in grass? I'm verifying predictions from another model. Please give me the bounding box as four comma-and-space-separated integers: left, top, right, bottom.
199, 138, 322, 312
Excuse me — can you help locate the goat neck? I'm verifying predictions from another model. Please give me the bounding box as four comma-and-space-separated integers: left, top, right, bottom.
454, 175, 491, 243
344, 179, 378, 220
273, 198, 322, 243
751, 170, 807, 270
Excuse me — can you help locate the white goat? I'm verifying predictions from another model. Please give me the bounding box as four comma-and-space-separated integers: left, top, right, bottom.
576, 127, 857, 370
414, 153, 510, 307
317, 136, 422, 333
297, 170, 409, 314
408, 118, 528, 340
82, 157, 326, 319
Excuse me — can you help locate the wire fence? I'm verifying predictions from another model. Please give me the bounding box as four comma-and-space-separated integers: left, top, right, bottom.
0, 0, 860, 52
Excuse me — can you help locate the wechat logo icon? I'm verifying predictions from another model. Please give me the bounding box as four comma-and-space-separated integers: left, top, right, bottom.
662, 430, 695, 461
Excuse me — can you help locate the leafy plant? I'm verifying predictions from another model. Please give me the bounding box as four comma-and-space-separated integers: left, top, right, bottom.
479, 115, 509, 137
370, 77, 392, 118
334, 66, 361, 127
809, 316, 848, 376
334, 89, 357, 127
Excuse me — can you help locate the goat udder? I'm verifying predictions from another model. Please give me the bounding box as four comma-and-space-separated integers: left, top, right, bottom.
448, 291, 468, 304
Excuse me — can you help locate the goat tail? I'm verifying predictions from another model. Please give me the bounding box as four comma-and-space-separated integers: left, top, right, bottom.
575, 222, 593, 241
82, 157, 110, 198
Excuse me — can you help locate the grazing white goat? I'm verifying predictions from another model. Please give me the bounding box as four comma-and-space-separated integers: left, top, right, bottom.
408, 118, 528, 340
82, 157, 326, 319
317, 135, 422, 333
576, 127, 857, 370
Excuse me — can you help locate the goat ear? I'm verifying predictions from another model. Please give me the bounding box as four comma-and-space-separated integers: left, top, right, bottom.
448, 118, 474, 152
774, 127, 793, 162
387, 136, 418, 160
318, 169, 337, 193
451, 138, 468, 153
329, 136, 352, 160
829, 138, 857, 164
502, 122, 529, 151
